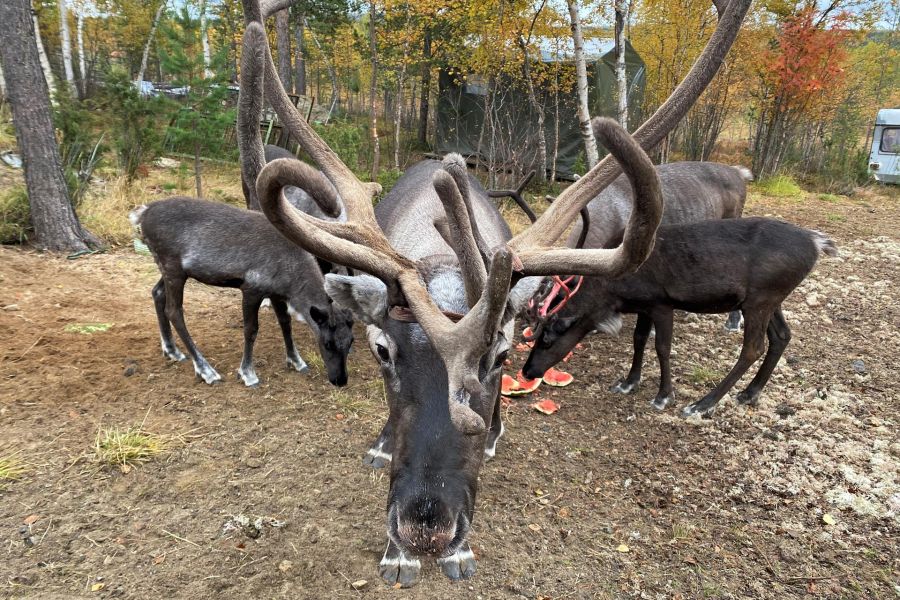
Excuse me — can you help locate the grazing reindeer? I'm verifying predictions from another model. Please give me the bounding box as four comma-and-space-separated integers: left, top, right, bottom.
239, 0, 751, 586
522, 217, 837, 416
129, 25, 353, 388
130, 198, 354, 388
565, 160, 753, 332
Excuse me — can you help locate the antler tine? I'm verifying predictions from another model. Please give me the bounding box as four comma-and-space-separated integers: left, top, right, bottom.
442, 154, 493, 265
237, 21, 266, 211
515, 118, 661, 277
509, 0, 751, 251
487, 170, 537, 223
257, 159, 415, 287
432, 170, 487, 308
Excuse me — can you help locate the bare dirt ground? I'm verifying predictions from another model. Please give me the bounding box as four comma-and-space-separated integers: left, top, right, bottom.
1, 189, 898, 599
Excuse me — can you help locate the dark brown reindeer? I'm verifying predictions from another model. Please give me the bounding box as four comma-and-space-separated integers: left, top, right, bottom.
239, 0, 751, 586
560, 158, 753, 334
129, 22, 353, 388
522, 217, 837, 416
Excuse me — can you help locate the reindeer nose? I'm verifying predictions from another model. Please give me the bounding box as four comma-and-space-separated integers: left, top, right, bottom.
395, 499, 457, 556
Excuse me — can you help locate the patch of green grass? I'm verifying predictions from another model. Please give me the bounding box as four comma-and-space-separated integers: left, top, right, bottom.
819, 193, 843, 203
826, 213, 846, 223
64, 322, 113, 334
305, 352, 325, 372
161, 182, 178, 191
755, 174, 803, 198
94, 425, 166, 471
689, 365, 723, 385
0, 454, 27, 483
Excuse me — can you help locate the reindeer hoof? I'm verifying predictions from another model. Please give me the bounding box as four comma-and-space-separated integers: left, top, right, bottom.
437, 544, 477, 581
286, 354, 309, 374
736, 390, 759, 406
682, 400, 716, 418
363, 445, 392, 469
237, 368, 260, 387
163, 347, 187, 362
195, 364, 223, 385
379, 544, 420, 588
610, 378, 639, 394
651, 393, 673, 410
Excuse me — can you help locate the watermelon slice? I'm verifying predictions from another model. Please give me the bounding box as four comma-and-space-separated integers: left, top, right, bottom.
542, 368, 574, 387
522, 326, 536, 339
531, 399, 560, 415
501, 371, 542, 396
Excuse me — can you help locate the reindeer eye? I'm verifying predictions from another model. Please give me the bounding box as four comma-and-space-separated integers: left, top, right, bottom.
376, 344, 391, 363
493, 350, 509, 370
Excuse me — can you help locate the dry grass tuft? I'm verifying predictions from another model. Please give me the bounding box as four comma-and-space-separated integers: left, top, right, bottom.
0, 453, 27, 483
94, 425, 167, 472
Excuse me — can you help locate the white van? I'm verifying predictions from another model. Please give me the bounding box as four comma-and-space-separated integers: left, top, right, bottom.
869, 108, 900, 184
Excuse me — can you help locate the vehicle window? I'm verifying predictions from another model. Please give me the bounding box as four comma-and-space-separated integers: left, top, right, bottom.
881, 127, 900, 154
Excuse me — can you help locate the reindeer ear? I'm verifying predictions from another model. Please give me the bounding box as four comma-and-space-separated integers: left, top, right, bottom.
504, 276, 543, 322
324, 274, 388, 326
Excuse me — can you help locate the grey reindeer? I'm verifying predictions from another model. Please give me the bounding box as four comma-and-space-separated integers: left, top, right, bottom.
239, 0, 751, 587
522, 217, 837, 416
129, 25, 353, 389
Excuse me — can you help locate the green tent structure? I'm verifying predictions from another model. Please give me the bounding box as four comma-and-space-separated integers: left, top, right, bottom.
436, 37, 645, 180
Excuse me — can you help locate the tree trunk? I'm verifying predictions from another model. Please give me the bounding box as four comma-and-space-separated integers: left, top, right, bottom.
58, 0, 76, 95
275, 8, 292, 91
566, 0, 598, 168
76, 9, 86, 96
138, 1, 166, 84
31, 4, 56, 99
368, 0, 379, 179
614, 0, 629, 129
195, 141, 203, 198
0, 63, 6, 98
294, 11, 306, 95
306, 19, 337, 120
519, 39, 547, 181
417, 30, 431, 146
0, 0, 96, 252
199, 0, 212, 78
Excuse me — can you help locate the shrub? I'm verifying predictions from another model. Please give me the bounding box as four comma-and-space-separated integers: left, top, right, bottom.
99, 69, 165, 181
0, 186, 30, 244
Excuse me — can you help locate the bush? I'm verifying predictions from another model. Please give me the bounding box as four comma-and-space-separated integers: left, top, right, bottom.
313, 119, 364, 171
755, 174, 803, 198
0, 186, 30, 244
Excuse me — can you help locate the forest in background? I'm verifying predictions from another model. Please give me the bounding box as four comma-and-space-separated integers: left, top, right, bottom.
0, 0, 898, 247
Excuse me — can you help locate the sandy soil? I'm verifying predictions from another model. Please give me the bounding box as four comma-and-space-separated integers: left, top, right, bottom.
1, 190, 898, 599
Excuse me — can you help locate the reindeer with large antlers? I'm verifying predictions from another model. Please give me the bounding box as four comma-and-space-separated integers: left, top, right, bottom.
239, 0, 750, 586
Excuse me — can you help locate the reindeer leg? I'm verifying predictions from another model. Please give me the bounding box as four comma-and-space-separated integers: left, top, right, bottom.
237, 291, 264, 387
737, 307, 790, 406
484, 388, 504, 460
152, 278, 186, 362
363, 419, 393, 469
650, 309, 675, 409
611, 313, 652, 395
724, 310, 744, 333
683, 308, 769, 417
164, 276, 222, 384
270, 298, 309, 374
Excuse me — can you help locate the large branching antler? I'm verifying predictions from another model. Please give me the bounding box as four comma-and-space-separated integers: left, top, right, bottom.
509, 0, 752, 255
242, 0, 751, 434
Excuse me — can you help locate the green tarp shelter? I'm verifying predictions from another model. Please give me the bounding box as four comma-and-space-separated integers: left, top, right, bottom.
436, 37, 645, 180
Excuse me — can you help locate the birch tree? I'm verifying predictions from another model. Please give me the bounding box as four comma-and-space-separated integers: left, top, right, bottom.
137, 1, 166, 84
58, 0, 77, 94
76, 7, 86, 96
200, 0, 212, 78
32, 3, 56, 98
368, 0, 380, 179
614, 0, 632, 128
566, 0, 598, 167
276, 8, 292, 91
